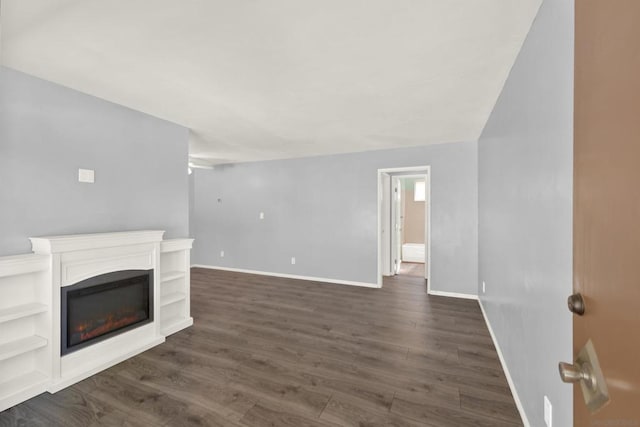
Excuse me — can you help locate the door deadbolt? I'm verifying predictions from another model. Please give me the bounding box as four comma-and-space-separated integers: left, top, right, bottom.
567, 292, 586, 315
559, 339, 610, 413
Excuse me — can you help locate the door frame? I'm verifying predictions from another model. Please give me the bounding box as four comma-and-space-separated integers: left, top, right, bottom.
380, 172, 392, 277
377, 166, 431, 289
391, 175, 403, 275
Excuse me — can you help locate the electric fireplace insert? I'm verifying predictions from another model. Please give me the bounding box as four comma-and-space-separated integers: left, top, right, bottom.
61, 269, 154, 355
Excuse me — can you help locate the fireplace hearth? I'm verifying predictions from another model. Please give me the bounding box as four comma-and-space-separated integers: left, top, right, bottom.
61, 269, 154, 355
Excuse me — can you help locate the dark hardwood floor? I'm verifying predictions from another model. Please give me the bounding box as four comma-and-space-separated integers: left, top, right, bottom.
0, 268, 522, 426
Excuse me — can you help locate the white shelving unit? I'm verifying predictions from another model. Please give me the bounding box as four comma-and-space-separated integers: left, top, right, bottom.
0, 232, 194, 411
0, 254, 52, 412
159, 239, 194, 336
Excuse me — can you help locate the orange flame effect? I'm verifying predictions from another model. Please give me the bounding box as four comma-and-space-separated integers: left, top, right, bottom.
74, 310, 146, 342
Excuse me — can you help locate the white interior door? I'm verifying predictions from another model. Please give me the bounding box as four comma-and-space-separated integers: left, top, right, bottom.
380, 173, 392, 276
391, 177, 402, 275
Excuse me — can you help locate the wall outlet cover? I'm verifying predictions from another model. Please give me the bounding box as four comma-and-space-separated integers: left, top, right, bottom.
220, 250, 225, 257
291, 257, 296, 265
78, 168, 95, 183
544, 395, 552, 427
482, 281, 486, 293
260, 212, 265, 219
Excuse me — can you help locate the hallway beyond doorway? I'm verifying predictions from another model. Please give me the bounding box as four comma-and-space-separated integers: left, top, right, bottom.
398, 262, 425, 278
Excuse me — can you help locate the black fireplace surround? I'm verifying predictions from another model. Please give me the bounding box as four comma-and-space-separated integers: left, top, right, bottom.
61, 269, 154, 355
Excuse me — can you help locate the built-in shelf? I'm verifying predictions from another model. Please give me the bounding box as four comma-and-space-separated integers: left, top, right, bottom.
0, 252, 52, 412
161, 291, 187, 307
0, 336, 48, 362
161, 271, 186, 283
0, 370, 49, 400
0, 254, 49, 279
0, 303, 48, 324
159, 238, 194, 338
0, 233, 197, 412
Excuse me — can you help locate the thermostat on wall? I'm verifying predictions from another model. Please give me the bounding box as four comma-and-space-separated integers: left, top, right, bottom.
78, 168, 95, 183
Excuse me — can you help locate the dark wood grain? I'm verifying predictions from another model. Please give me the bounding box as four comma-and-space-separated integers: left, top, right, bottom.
0, 268, 522, 426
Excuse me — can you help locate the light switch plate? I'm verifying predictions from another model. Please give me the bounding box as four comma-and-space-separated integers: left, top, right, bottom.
544, 395, 552, 427
78, 168, 95, 183
260, 212, 265, 219
220, 250, 225, 257
291, 257, 296, 265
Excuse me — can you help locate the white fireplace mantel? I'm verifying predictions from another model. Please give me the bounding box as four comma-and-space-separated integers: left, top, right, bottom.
32, 230, 167, 392
30, 230, 166, 254
0, 230, 193, 411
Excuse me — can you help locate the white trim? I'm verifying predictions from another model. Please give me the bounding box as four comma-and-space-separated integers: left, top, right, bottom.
390, 173, 427, 180
378, 166, 432, 173
191, 265, 380, 288
377, 165, 431, 289
160, 238, 194, 253
30, 230, 165, 254
427, 290, 478, 300
478, 298, 530, 427
380, 172, 392, 277
426, 171, 431, 285
391, 175, 402, 276
0, 253, 50, 278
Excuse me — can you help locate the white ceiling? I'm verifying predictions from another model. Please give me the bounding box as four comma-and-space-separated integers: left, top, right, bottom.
1, 0, 541, 165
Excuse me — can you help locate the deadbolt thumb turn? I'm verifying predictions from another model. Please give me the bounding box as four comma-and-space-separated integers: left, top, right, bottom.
559, 339, 610, 413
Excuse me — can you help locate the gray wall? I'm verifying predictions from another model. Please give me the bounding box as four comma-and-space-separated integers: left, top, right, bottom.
478, 0, 573, 425
193, 141, 478, 294
0, 67, 190, 256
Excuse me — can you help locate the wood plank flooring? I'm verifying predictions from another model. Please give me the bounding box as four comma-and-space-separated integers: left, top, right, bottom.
0, 268, 522, 426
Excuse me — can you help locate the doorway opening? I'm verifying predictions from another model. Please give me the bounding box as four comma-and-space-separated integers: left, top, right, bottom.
377, 166, 431, 289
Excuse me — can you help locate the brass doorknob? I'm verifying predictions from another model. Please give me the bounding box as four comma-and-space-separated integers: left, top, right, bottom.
567, 293, 586, 315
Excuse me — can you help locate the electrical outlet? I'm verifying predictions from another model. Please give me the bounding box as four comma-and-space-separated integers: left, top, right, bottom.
78, 168, 95, 183
544, 395, 552, 427
220, 250, 225, 257
259, 212, 265, 219
482, 281, 486, 293
291, 257, 296, 265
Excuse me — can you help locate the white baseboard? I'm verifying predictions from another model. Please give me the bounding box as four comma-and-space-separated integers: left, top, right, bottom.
478, 299, 530, 427
191, 264, 381, 288
427, 289, 478, 300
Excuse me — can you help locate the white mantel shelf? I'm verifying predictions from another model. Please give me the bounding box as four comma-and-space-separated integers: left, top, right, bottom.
0, 230, 194, 412
30, 230, 166, 254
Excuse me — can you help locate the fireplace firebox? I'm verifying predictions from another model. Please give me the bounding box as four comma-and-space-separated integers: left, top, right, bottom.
61, 269, 154, 355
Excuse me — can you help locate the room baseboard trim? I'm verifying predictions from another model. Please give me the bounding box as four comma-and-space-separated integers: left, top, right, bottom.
427, 290, 478, 300
191, 264, 381, 288
478, 299, 530, 427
